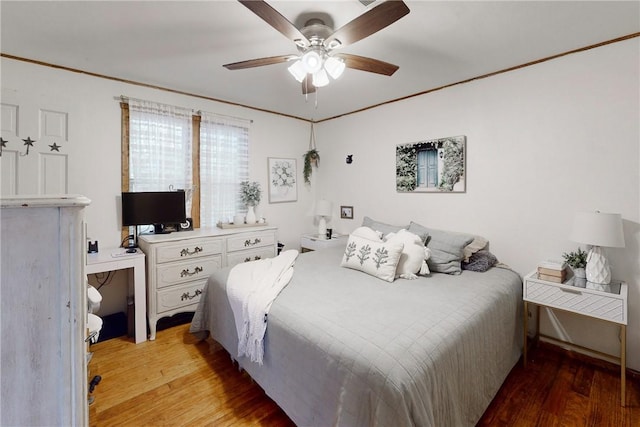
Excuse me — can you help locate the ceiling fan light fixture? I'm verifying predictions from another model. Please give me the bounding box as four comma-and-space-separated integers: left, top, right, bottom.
301, 50, 323, 74
312, 69, 330, 88
324, 56, 345, 79
288, 60, 306, 83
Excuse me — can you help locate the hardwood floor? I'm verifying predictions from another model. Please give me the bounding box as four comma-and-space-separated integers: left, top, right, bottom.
89, 324, 639, 426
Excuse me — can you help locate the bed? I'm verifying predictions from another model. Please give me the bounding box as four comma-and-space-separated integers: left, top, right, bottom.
190, 234, 523, 427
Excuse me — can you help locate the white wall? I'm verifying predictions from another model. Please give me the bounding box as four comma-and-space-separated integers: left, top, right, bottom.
2, 37, 638, 370
1, 58, 317, 315
317, 38, 640, 370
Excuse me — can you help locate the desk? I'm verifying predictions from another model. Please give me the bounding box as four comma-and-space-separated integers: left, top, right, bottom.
85, 248, 147, 344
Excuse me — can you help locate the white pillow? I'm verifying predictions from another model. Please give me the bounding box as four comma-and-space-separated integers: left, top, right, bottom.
341, 234, 404, 282
351, 226, 383, 241
385, 229, 432, 279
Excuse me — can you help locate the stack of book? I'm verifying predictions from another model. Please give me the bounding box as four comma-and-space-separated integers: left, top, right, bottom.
537, 259, 568, 283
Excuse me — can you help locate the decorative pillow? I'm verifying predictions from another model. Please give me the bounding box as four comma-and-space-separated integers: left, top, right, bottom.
341, 234, 404, 282
351, 226, 383, 242
407, 222, 474, 275
462, 250, 498, 272
385, 229, 432, 279
362, 216, 408, 237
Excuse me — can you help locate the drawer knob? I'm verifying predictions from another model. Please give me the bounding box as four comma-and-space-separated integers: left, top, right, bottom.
244, 238, 261, 247
244, 255, 262, 263
180, 288, 202, 301
180, 266, 203, 277
180, 246, 203, 257
560, 287, 582, 295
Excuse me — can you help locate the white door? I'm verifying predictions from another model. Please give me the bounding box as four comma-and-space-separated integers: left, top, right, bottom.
1, 94, 70, 196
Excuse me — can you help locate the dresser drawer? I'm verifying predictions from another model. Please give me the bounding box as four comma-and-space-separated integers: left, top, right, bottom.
156, 256, 222, 289
227, 247, 276, 268
525, 279, 625, 323
155, 238, 223, 264
156, 280, 206, 314
226, 231, 276, 253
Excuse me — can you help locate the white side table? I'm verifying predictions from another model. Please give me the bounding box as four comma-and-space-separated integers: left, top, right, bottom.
523, 270, 628, 406
300, 233, 348, 252
85, 248, 147, 344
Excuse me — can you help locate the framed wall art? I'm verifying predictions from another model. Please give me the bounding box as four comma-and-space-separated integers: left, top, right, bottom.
396, 135, 466, 193
268, 157, 297, 203
340, 205, 354, 219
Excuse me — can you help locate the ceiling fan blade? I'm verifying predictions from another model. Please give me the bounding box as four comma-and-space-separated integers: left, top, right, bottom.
238, 0, 310, 47
324, 0, 410, 49
223, 55, 295, 70
337, 53, 399, 76
302, 76, 316, 95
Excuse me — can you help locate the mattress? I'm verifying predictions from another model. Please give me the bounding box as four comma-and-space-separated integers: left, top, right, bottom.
190, 245, 523, 426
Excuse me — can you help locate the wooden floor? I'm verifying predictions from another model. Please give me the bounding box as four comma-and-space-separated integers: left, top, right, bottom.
89, 323, 639, 426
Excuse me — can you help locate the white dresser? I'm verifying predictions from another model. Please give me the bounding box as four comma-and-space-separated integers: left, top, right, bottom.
138, 226, 277, 340
1, 195, 90, 426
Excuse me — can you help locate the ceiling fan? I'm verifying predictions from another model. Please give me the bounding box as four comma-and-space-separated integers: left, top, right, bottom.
223, 0, 410, 94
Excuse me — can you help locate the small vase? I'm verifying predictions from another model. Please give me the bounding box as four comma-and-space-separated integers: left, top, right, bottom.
573, 267, 586, 288
245, 205, 257, 224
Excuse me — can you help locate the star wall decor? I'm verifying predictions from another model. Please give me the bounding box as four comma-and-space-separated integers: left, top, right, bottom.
49, 142, 62, 152
0, 137, 7, 157
22, 136, 35, 156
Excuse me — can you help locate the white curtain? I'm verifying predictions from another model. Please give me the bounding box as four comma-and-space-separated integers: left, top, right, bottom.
199, 111, 250, 227
128, 99, 193, 212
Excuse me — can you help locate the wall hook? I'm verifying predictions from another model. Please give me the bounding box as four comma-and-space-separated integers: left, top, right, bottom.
20, 136, 36, 156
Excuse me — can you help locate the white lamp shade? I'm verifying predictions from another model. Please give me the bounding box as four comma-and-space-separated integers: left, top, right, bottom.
287, 60, 306, 82
570, 211, 625, 248
316, 199, 332, 217
301, 50, 322, 74
312, 69, 330, 87
324, 56, 345, 79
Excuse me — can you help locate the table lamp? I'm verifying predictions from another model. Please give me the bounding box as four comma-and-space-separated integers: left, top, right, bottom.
569, 211, 625, 285
316, 199, 332, 239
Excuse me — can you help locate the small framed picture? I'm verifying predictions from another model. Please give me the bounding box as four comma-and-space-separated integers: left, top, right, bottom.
340, 205, 354, 219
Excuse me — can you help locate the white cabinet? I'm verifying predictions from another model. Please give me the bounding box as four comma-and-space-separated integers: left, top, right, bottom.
1, 195, 90, 426
138, 226, 277, 340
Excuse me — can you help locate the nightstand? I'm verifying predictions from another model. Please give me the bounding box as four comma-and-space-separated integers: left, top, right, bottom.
300, 233, 348, 252
523, 270, 628, 406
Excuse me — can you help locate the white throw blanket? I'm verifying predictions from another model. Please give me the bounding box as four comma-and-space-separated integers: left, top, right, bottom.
227, 249, 299, 364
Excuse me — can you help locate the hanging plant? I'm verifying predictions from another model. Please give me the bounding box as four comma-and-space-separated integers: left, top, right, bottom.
303, 123, 319, 185
303, 148, 320, 184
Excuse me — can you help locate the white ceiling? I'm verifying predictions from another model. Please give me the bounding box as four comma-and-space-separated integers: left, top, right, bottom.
1, 1, 638, 122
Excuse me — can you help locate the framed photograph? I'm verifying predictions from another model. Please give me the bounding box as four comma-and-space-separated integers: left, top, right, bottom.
396, 135, 466, 193
340, 205, 354, 219
268, 157, 297, 203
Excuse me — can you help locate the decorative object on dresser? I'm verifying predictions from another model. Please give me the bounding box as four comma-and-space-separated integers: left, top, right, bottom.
239, 181, 261, 224
138, 226, 277, 340
522, 271, 628, 406
1, 195, 90, 426
562, 247, 588, 286
315, 199, 332, 238
536, 259, 568, 283
569, 211, 625, 285
268, 157, 297, 203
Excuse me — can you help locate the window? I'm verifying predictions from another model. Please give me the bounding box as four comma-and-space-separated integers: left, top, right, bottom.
128, 99, 193, 193
121, 99, 250, 235
199, 112, 249, 227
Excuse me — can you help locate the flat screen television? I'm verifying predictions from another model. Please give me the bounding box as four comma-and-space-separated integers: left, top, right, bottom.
122, 191, 186, 234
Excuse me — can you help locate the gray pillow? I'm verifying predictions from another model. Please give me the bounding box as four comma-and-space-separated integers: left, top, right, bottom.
463, 250, 498, 272
408, 222, 474, 274
362, 216, 408, 236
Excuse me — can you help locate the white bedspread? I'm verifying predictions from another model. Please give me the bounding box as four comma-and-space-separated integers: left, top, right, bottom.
227, 249, 298, 364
